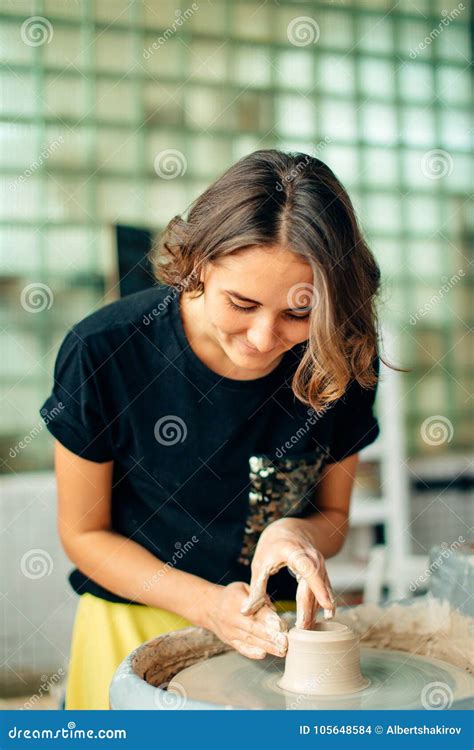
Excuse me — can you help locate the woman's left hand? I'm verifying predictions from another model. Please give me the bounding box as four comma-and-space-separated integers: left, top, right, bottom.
240, 517, 336, 628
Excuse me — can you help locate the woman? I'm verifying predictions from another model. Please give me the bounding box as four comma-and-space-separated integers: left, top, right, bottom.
40, 150, 382, 709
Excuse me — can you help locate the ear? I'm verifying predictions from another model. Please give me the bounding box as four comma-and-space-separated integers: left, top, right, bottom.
198, 262, 208, 285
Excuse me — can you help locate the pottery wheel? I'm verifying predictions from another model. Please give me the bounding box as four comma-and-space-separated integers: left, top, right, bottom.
168, 648, 474, 709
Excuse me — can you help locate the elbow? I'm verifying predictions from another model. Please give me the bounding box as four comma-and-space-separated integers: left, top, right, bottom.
58, 527, 79, 565
58, 523, 111, 566
57, 522, 86, 566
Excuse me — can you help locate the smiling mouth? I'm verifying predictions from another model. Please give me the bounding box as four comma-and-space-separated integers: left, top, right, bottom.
235, 336, 259, 353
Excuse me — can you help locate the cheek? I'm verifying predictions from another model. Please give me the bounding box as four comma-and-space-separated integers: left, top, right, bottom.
283, 322, 310, 344
211, 303, 246, 333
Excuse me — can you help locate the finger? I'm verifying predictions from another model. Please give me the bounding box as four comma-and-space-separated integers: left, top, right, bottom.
240, 616, 288, 654
326, 574, 336, 605
287, 548, 333, 611
287, 547, 334, 614
256, 590, 279, 614
235, 629, 287, 658
256, 606, 288, 634
264, 594, 278, 612
240, 570, 271, 615
288, 550, 334, 611
322, 573, 337, 619
237, 613, 288, 655
256, 608, 289, 653
305, 568, 334, 611
287, 548, 320, 581
231, 641, 266, 660
295, 578, 316, 629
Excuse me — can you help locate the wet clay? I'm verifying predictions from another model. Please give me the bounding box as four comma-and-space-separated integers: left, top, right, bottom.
278, 621, 369, 695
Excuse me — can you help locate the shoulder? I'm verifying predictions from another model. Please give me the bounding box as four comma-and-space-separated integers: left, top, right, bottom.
338, 354, 380, 409
71, 284, 176, 344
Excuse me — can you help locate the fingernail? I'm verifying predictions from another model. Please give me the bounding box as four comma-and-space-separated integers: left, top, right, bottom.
323, 608, 334, 620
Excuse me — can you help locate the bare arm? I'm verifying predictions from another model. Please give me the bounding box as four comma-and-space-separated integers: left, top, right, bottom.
54, 440, 217, 628
298, 452, 359, 557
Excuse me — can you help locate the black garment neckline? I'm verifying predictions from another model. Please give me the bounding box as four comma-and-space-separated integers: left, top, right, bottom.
168, 287, 302, 391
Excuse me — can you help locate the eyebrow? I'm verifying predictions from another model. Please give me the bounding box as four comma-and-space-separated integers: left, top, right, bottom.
226, 289, 312, 312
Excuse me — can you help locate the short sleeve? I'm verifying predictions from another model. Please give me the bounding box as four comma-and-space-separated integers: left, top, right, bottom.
39, 328, 114, 462
326, 356, 380, 464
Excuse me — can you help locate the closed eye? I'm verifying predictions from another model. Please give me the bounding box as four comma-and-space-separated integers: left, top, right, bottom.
226, 298, 310, 320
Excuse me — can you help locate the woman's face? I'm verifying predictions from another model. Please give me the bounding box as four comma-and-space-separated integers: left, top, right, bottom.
200, 245, 314, 372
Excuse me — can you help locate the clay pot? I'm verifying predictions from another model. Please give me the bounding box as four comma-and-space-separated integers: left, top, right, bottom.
278, 621, 369, 695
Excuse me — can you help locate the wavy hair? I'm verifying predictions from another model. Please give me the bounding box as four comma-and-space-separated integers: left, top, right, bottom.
148, 149, 390, 410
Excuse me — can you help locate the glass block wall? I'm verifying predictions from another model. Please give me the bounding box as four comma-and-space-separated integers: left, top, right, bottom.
0, 0, 472, 472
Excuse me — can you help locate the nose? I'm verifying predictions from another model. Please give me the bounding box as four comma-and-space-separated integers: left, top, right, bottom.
246, 318, 280, 353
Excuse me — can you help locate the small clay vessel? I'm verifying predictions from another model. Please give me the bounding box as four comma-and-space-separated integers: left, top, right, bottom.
278, 621, 369, 695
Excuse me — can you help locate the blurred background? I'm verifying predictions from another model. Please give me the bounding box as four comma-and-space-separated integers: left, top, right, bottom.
0, 0, 472, 708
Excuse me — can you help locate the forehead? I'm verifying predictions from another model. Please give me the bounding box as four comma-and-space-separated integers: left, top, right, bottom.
213, 246, 313, 293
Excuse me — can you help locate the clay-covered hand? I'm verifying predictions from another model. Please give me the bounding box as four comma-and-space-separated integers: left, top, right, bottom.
240, 517, 336, 629
205, 581, 288, 660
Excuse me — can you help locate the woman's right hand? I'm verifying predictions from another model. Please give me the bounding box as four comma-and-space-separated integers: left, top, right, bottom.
203, 581, 288, 660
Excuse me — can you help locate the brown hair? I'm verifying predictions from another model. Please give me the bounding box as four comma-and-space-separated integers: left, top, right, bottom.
149, 149, 389, 411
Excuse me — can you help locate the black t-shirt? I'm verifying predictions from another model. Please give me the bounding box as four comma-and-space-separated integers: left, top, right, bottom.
40, 284, 380, 604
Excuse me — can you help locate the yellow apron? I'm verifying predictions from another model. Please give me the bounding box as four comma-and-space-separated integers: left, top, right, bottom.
65, 592, 296, 710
